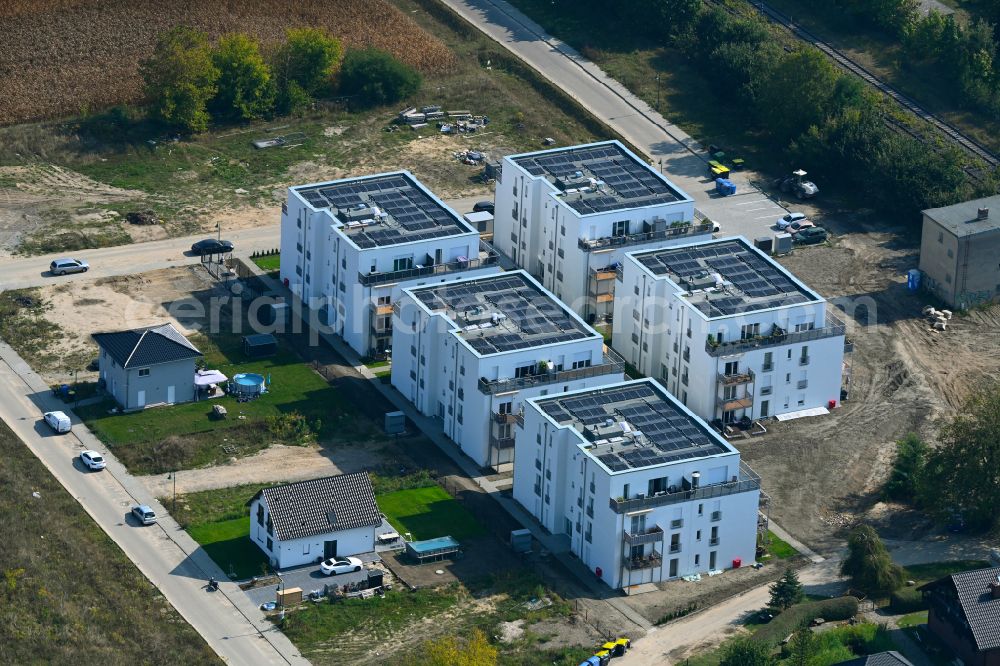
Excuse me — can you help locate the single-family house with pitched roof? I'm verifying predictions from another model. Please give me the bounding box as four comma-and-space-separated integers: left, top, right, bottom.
92, 323, 202, 410
921, 566, 1000, 666
834, 651, 914, 666
248, 472, 382, 569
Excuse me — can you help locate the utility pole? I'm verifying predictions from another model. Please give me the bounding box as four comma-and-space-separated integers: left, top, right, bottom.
655, 74, 661, 110
168, 471, 177, 514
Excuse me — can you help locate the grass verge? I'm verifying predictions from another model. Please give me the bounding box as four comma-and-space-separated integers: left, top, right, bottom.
251, 253, 280, 273
764, 530, 798, 559
376, 485, 486, 541
0, 419, 219, 664
188, 518, 271, 580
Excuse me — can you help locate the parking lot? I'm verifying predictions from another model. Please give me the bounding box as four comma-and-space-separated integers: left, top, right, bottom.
243, 551, 383, 608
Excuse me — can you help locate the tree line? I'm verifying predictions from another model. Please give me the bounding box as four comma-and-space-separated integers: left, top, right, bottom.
141, 27, 422, 133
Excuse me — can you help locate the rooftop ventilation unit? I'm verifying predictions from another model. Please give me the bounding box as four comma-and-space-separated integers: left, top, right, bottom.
555, 171, 591, 191
977, 207, 990, 220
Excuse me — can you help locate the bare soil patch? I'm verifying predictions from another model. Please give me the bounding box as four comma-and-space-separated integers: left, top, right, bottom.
739, 226, 1000, 552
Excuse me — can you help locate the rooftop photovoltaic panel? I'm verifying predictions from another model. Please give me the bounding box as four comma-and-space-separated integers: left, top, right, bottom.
412, 273, 593, 355
511, 142, 688, 215
632, 239, 818, 317
534, 382, 729, 471
292, 173, 471, 248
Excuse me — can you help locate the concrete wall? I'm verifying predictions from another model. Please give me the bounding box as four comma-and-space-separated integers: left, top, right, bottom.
919, 215, 1000, 309
249, 497, 376, 569
99, 350, 196, 410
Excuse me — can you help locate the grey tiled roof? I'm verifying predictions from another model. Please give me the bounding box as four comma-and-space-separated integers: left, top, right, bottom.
92, 323, 202, 368
254, 473, 381, 542
950, 567, 1000, 651
835, 651, 913, 666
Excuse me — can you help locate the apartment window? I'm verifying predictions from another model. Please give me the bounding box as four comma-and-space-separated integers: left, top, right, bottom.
498, 402, 512, 414
296, 218, 301, 229
698, 504, 704, 516
303, 543, 311, 555
681, 371, 688, 387
514, 364, 534, 379
793, 321, 815, 332
556, 271, 564, 282
723, 385, 737, 400
586, 497, 594, 518
571, 358, 592, 370
669, 559, 679, 577
266, 537, 273, 551
557, 248, 565, 259
724, 361, 738, 375
512, 203, 519, 219
305, 250, 311, 261
410, 345, 417, 357
296, 266, 303, 276
420, 354, 426, 366
740, 323, 760, 339
266, 515, 273, 536
296, 242, 303, 253
137, 368, 150, 377
378, 295, 390, 306
339, 281, 345, 292
761, 385, 772, 396
798, 395, 806, 406
938, 231, 943, 243
785, 373, 791, 384
393, 256, 413, 272
342, 257, 347, 269
696, 530, 702, 541
419, 378, 424, 389
632, 309, 640, 322
457, 388, 464, 401
560, 225, 566, 236
513, 181, 518, 196
409, 370, 416, 381
631, 332, 639, 344
456, 406, 463, 424
585, 523, 592, 543
800, 346, 810, 365
694, 554, 700, 566
459, 364, 465, 376
612, 220, 629, 237
534, 475, 542, 496
761, 400, 770, 417
256, 504, 264, 527
681, 390, 687, 403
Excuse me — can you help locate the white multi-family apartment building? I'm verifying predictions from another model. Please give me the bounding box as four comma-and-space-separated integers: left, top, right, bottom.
514, 378, 763, 590
613, 237, 850, 425
390, 271, 625, 469
279, 172, 501, 358
494, 141, 708, 322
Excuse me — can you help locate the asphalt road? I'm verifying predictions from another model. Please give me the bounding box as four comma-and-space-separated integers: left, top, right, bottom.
0, 341, 307, 665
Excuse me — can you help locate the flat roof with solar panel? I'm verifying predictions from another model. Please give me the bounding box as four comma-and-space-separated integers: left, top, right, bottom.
410, 272, 595, 355
631, 237, 820, 318
534, 380, 733, 473
510, 141, 690, 216
292, 172, 473, 249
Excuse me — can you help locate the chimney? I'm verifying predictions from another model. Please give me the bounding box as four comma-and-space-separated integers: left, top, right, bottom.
991, 575, 1000, 600
977, 207, 990, 220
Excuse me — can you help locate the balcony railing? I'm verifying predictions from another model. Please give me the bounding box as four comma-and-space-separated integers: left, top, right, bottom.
797, 379, 809, 389
719, 369, 755, 386
717, 394, 753, 411
670, 519, 683, 529
623, 550, 663, 570
609, 462, 761, 514
492, 411, 518, 424
623, 526, 664, 546
478, 350, 624, 395
709, 537, 720, 547
711, 510, 722, 522
359, 241, 499, 286
578, 222, 713, 252
705, 312, 848, 358
489, 432, 515, 450
371, 301, 394, 316
590, 267, 617, 281
669, 542, 681, 554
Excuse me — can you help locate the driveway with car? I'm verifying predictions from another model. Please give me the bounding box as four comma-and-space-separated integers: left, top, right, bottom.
242, 552, 381, 608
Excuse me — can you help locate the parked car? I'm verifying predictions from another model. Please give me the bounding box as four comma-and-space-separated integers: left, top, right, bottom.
787, 220, 815, 234
711, 221, 721, 233
776, 212, 808, 230
43, 410, 71, 433
320, 556, 363, 576
794, 227, 828, 244
190, 239, 234, 256
49, 258, 89, 275
131, 505, 157, 525
472, 201, 494, 214
80, 450, 106, 471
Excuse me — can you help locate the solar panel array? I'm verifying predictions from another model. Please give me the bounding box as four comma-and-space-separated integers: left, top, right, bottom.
414, 274, 590, 354
638, 240, 814, 316
538, 383, 727, 470
294, 175, 467, 248
512, 143, 680, 214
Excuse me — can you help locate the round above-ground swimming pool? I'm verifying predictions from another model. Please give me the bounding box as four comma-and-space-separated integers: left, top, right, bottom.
230, 372, 266, 396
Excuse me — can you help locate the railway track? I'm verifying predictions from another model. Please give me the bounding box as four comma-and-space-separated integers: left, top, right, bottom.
748, 0, 999, 168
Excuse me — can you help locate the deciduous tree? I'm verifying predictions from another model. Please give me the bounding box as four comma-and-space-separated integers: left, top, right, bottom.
141, 27, 219, 133
210, 34, 275, 121
340, 48, 422, 108
273, 27, 343, 98
719, 637, 775, 666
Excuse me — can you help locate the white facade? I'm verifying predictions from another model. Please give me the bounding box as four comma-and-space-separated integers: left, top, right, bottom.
495, 141, 706, 322
513, 379, 761, 590
390, 271, 625, 469
249, 496, 375, 569
612, 237, 848, 424
279, 172, 501, 358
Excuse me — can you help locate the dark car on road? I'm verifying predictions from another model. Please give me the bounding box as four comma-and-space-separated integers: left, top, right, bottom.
793, 227, 828, 245
191, 239, 234, 256
472, 201, 494, 214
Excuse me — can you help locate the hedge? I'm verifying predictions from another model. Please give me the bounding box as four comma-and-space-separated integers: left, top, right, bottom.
890, 586, 926, 613
753, 596, 859, 645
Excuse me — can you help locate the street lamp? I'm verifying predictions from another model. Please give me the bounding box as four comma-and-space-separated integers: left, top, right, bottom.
167, 471, 177, 514
655, 74, 661, 110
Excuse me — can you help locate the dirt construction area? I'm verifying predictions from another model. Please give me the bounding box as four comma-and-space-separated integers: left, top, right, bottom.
737, 222, 1000, 554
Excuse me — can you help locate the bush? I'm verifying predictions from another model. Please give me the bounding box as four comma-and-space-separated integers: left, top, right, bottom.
890, 586, 926, 613
340, 47, 422, 108
753, 596, 859, 646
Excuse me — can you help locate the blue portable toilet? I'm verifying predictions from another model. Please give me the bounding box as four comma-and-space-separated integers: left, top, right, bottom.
907, 269, 921, 291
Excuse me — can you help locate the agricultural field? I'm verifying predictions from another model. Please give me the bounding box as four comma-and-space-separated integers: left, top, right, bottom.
0, 0, 453, 125
0, 418, 219, 665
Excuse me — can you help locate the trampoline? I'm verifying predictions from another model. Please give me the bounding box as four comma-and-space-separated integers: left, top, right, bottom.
406, 536, 460, 563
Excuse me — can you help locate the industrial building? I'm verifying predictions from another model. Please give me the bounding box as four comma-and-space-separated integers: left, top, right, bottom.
919, 195, 1000, 310
494, 141, 708, 322
390, 271, 624, 469
612, 237, 850, 426
513, 379, 763, 590
279, 172, 501, 358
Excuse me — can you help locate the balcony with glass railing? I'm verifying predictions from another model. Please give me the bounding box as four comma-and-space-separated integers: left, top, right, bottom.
609, 462, 762, 514
478, 348, 625, 395
623, 526, 664, 546
359, 240, 499, 287
719, 369, 755, 386
578, 221, 713, 252
623, 550, 663, 570
705, 311, 848, 357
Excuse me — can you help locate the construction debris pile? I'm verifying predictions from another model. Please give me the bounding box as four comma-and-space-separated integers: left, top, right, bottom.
396, 105, 490, 134
922, 305, 952, 331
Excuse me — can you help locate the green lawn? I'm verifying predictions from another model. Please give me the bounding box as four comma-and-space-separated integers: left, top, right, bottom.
77, 329, 356, 473
188, 517, 270, 580
376, 485, 486, 541
903, 560, 989, 584
897, 610, 928, 628
764, 530, 798, 559
251, 253, 280, 272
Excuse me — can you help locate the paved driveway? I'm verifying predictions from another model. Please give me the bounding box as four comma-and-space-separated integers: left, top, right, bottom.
244, 552, 381, 607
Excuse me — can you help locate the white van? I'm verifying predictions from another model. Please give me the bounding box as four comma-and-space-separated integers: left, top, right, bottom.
43, 411, 72, 433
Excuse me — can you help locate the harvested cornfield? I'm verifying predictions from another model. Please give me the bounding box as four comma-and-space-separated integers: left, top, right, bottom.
0, 0, 455, 125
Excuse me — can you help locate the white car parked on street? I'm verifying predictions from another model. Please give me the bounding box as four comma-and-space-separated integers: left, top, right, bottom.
320, 556, 363, 576
43, 410, 72, 433
80, 450, 106, 471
